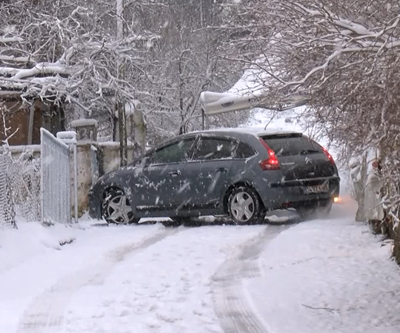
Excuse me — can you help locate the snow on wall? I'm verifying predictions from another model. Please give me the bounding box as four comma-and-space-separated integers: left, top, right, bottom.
70, 119, 98, 128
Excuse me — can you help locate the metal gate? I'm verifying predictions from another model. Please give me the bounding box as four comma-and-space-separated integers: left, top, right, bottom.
0, 155, 8, 222
40, 128, 71, 225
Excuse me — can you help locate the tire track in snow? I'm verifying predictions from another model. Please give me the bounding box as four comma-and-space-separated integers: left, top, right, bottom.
212, 224, 292, 333
16, 227, 183, 333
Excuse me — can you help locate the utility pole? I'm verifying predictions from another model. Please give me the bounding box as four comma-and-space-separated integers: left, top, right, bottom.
116, 0, 128, 166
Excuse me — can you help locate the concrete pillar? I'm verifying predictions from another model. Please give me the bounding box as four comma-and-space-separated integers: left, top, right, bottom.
70, 119, 98, 215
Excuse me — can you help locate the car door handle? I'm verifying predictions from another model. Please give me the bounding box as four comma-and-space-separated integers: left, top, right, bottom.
169, 170, 181, 177
215, 167, 228, 173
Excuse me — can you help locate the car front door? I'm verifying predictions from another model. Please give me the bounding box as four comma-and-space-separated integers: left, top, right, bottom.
185, 135, 237, 210
134, 137, 196, 216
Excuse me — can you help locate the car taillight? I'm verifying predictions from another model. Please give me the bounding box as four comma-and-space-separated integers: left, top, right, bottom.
259, 138, 280, 170
322, 146, 335, 164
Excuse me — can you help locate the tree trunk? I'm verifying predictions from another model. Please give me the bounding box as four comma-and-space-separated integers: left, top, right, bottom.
116, 0, 128, 166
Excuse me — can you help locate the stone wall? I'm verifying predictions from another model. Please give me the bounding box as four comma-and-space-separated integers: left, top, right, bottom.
97, 141, 137, 175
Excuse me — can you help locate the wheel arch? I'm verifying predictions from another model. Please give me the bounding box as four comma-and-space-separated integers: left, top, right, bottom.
101, 183, 134, 202
102, 185, 124, 198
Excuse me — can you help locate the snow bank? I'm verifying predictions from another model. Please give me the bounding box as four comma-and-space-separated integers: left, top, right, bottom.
0, 222, 163, 333
0, 223, 75, 274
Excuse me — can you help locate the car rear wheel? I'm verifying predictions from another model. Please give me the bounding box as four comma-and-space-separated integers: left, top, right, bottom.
228, 186, 266, 224
102, 188, 138, 224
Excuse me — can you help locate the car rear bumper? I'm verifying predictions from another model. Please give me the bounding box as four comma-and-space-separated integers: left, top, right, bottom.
257, 176, 340, 210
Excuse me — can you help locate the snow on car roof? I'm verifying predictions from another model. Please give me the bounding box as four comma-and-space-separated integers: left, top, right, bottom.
192, 127, 302, 137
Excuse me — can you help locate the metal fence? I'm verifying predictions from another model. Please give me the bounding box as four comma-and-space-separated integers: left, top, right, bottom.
0, 154, 16, 228
40, 128, 71, 225
8, 153, 41, 222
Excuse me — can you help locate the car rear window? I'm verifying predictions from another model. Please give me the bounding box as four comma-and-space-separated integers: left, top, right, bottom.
261, 135, 323, 157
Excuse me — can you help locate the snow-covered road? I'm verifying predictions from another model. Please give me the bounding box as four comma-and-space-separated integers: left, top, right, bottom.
1, 200, 400, 333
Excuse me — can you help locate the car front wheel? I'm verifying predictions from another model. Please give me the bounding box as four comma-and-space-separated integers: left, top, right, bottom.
228, 186, 266, 224
102, 188, 138, 224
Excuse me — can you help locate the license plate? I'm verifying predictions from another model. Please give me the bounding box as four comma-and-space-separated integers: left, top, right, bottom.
305, 183, 329, 194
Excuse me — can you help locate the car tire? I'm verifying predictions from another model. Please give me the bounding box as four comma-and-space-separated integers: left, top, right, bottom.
228, 186, 266, 224
101, 188, 138, 224
297, 201, 332, 221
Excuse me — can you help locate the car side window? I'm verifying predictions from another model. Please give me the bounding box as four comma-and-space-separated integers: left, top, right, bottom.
192, 137, 237, 161
235, 141, 256, 159
151, 138, 195, 165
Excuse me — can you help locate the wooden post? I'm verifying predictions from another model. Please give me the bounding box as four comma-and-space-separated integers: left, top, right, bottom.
28, 102, 35, 145
116, 0, 128, 166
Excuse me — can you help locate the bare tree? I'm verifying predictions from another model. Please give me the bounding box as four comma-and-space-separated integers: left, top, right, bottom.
1, 0, 247, 146
129, 0, 247, 144
223, 1, 400, 152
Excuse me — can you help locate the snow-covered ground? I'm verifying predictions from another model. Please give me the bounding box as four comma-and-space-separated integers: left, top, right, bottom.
1, 198, 399, 333
246, 201, 400, 333
0, 221, 269, 333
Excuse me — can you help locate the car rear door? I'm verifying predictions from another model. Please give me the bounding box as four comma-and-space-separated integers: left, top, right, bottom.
260, 134, 337, 191
185, 135, 238, 210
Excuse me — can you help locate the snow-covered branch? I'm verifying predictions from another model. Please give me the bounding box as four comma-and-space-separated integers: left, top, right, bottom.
0, 36, 23, 43
0, 55, 33, 64
0, 62, 75, 80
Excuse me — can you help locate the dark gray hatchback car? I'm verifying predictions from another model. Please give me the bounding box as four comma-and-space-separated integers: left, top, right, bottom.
89, 128, 340, 224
